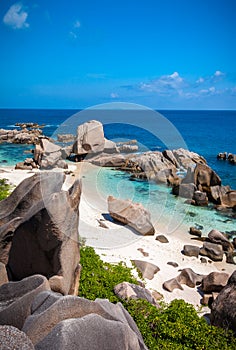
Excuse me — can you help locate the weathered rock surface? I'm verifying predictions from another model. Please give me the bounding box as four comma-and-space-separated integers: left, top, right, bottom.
35, 138, 68, 169
0, 325, 35, 349
163, 278, 183, 292
35, 314, 146, 350
114, 282, 159, 306
177, 268, 204, 288
199, 242, 224, 261
0, 275, 50, 329
228, 153, 236, 164
201, 272, 229, 293
89, 153, 126, 167
163, 268, 204, 291
22, 292, 147, 350
211, 271, 236, 334
221, 190, 236, 209
0, 173, 81, 295
172, 183, 196, 199
189, 226, 202, 237
208, 229, 234, 252
155, 235, 169, 243
0, 262, 8, 287
182, 245, 200, 257
131, 260, 159, 280
193, 190, 208, 206
209, 185, 230, 204
0, 124, 44, 145
15, 138, 69, 170
108, 196, 155, 235
72, 120, 105, 154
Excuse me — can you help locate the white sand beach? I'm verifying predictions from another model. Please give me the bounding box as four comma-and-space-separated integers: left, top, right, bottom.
1, 163, 235, 311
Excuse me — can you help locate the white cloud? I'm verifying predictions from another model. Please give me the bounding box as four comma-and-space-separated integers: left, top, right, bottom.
74, 20, 81, 28
110, 92, 119, 98
199, 86, 218, 95
138, 72, 184, 95
196, 77, 204, 84
214, 70, 224, 77
3, 3, 29, 29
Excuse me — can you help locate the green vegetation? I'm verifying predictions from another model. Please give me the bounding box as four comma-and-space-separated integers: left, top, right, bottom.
79, 246, 236, 350
79, 246, 137, 302
0, 178, 11, 201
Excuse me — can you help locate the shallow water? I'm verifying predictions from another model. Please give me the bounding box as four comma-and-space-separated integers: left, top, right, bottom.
96, 167, 236, 236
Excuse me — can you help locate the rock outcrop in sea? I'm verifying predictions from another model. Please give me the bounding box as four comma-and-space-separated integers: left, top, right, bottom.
0, 123, 45, 144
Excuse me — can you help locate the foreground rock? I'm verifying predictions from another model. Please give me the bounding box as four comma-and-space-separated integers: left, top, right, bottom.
208, 229, 234, 252
0, 325, 34, 349
107, 196, 155, 235
199, 242, 224, 261
0, 173, 81, 295
211, 271, 236, 334
22, 291, 147, 349
114, 282, 159, 306
201, 272, 229, 293
163, 268, 204, 292
182, 245, 200, 257
131, 260, 159, 280
0, 275, 50, 329
0, 283, 147, 350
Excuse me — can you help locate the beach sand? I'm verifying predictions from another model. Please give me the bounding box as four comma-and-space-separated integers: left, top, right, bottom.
1, 163, 235, 311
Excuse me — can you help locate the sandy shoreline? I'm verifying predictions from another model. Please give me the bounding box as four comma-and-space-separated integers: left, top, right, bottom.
0, 163, 235, 310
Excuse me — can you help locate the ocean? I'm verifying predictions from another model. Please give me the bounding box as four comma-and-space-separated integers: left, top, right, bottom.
0, 108, 235, 235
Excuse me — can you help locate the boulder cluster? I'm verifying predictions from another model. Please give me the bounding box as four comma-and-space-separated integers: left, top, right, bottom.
162, 267, 236, 334
183, 228, 235, 264
16, 138, 69, 170
217, 152, 236, 164
0, 174, 148, 349
0, 276, 148, 350
0, 123, 44, 144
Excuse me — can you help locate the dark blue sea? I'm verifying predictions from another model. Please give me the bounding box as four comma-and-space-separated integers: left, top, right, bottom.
0, 108, 235, 188
0, 108, 235, 236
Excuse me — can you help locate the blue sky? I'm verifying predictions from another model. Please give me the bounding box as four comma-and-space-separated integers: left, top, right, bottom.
0, 0, 235, 109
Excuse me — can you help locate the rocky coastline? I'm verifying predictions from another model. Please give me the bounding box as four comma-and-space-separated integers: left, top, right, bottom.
0, 119, 235, 347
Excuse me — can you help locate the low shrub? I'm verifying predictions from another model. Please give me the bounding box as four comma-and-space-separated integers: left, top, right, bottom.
0, 178, 11, 200
79, 246, 137, 302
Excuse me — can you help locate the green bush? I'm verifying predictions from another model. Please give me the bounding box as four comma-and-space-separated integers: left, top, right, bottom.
0, 178, 11, 201
125, 299, 236, 349
79, 246, 138, 302
79, 246, 236, 350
